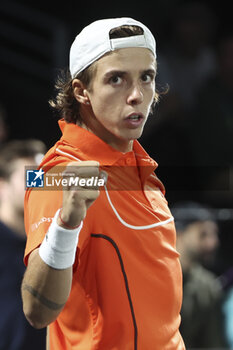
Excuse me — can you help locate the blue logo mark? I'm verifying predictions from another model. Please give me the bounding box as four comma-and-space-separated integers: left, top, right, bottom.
26, 169, 44, 188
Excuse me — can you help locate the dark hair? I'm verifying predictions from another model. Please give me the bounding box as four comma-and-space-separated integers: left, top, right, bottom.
171, 201, 216, 232
0, 139, 46, 179
49, 25, 158, 124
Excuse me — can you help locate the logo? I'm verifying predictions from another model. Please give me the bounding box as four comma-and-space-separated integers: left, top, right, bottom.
25, 166, 108, 190
26, 169, 44, 188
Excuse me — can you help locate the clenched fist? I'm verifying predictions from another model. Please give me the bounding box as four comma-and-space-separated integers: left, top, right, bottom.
57, 161, 107, 229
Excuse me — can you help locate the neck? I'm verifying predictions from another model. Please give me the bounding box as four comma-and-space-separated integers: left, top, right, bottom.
78, 108, 133, 153
0, 202, 25, 238
179, 254, 193, 273
177, 241, 193, 273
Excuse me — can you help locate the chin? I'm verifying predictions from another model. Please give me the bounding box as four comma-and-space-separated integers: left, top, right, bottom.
129, 129, 144, 140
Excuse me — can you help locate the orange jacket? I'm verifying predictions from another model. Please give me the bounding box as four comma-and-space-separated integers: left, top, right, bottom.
24, 120, 185, 350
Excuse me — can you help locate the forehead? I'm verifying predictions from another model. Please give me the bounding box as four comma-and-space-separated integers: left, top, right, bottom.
94, 47, 156, 74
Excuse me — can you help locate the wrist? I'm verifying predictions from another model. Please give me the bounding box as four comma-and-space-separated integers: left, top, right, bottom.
39, 209, 83, 270
57, 209, 82, 230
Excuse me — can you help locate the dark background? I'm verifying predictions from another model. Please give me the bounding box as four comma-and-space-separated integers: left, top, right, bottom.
0, 0, 232, 275
0, 0, 231, 146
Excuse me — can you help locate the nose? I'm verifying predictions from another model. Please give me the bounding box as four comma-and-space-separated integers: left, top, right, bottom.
127, 83, 143, 105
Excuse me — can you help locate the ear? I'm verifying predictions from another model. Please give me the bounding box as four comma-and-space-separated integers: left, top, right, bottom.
72, 79, 90, 105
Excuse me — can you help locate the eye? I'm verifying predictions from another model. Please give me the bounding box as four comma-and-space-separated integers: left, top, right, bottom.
141, 73, 154, 83
109, 75, 123, 85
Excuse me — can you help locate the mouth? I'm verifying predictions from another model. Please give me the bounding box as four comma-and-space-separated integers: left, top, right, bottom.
124, 113, 145, 128
126, 113, 143, 119
125, 113, 144, 121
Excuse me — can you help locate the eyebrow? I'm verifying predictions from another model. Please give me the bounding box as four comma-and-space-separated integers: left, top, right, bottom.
143, 69, 156, 77
103, 68, 156, 81
103, 70, 126, 80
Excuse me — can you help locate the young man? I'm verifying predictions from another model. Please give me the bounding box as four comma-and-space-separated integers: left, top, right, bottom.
21, 18, 185, 349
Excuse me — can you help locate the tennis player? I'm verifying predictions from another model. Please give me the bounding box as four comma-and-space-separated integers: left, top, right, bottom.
21, 17, 185, 350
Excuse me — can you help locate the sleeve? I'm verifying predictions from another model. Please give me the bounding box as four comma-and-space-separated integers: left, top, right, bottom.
24, 188, 63, 266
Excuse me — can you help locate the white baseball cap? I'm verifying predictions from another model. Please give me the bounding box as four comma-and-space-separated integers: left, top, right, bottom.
69, 17, 156, 78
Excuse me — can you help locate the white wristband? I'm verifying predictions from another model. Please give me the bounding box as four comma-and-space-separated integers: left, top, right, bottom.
39, 209, 83, 269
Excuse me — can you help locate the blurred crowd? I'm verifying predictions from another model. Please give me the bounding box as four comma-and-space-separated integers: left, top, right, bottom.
141, 1, 233, 208
0, 1, 232, 349
171, 202, 232, 349
0, 140, 47, 349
